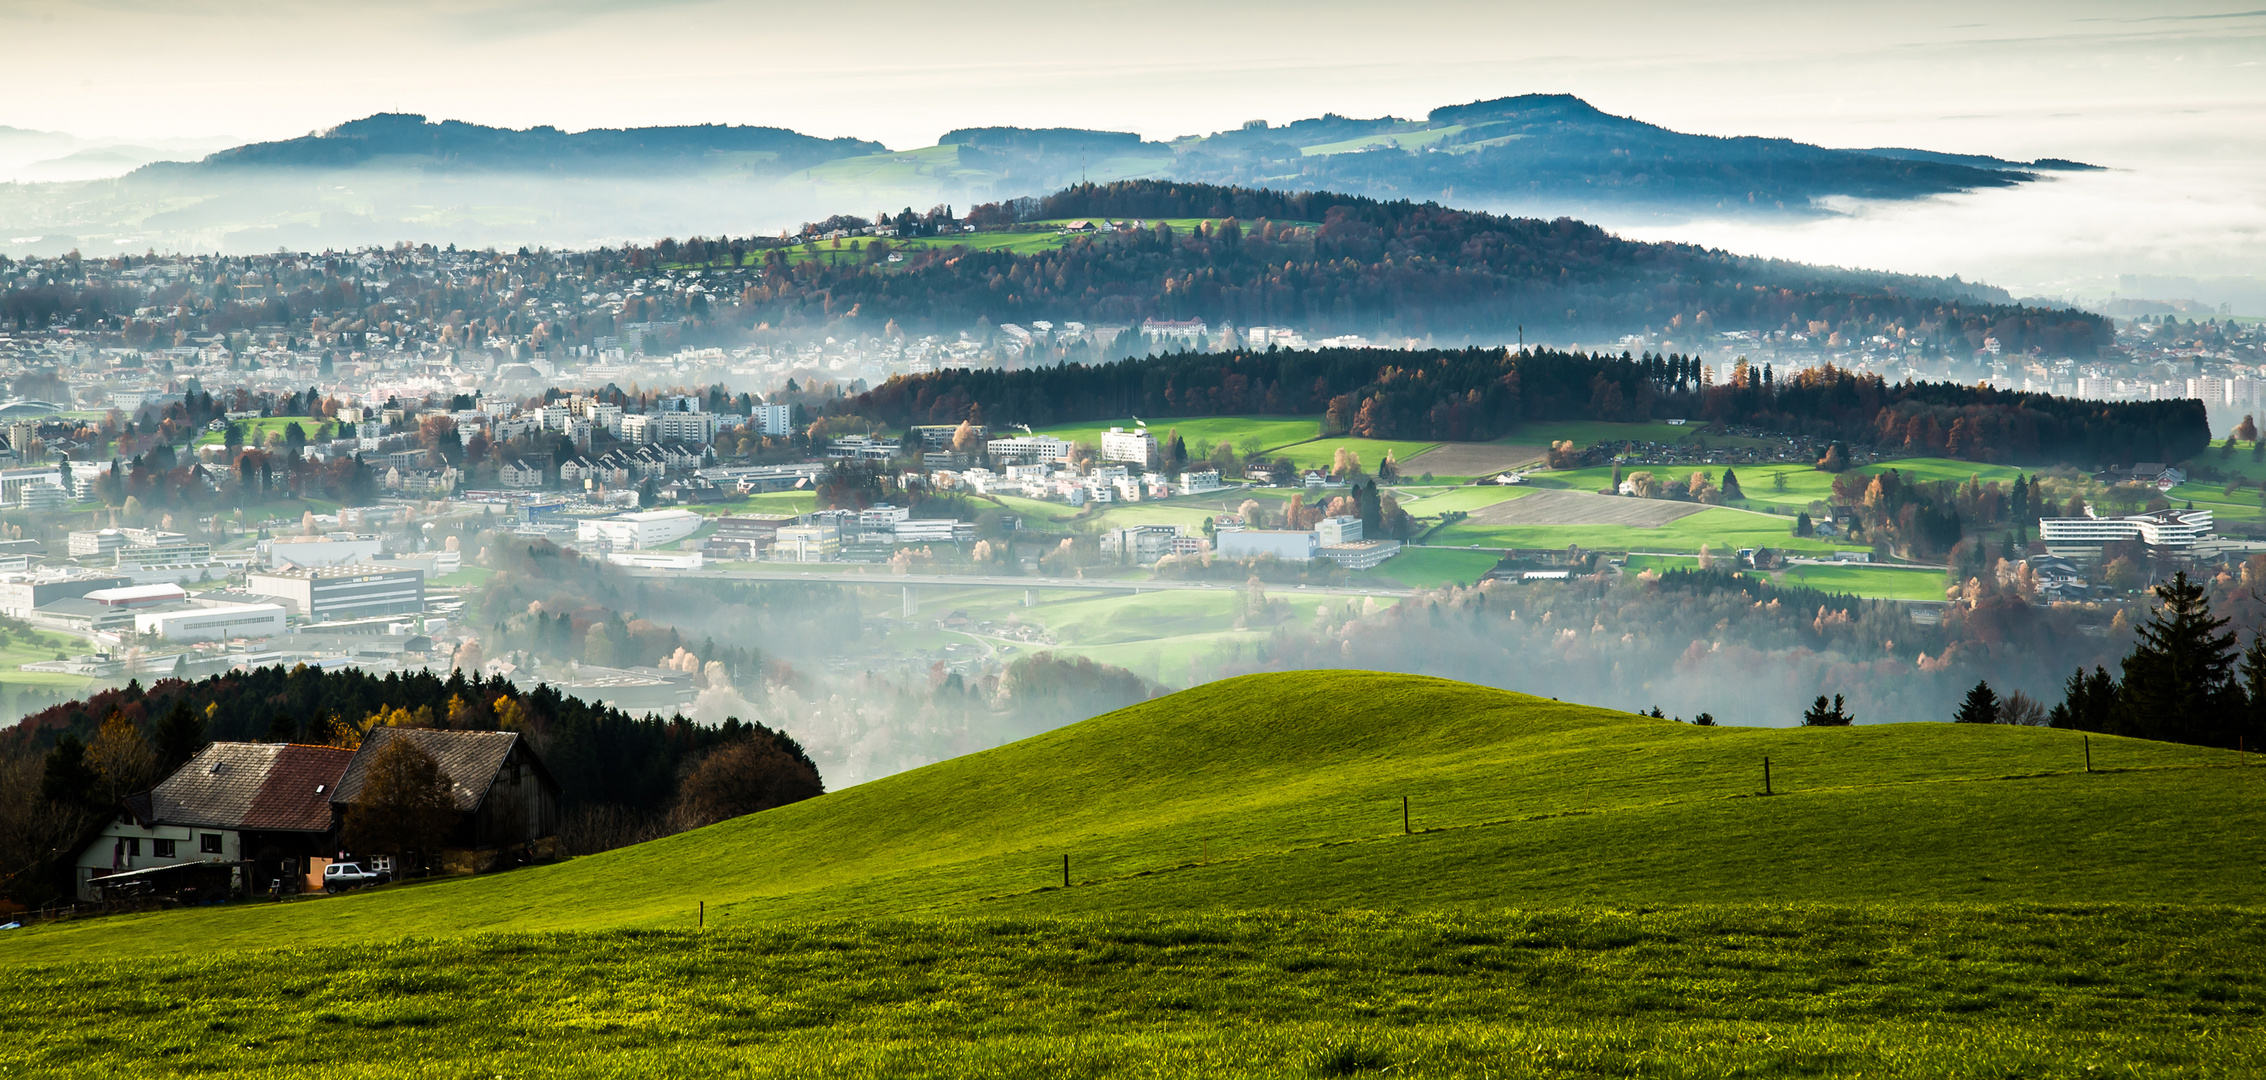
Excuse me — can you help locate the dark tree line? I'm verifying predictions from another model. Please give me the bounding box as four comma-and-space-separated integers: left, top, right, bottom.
2042, 572, 2265, 749
850, 347, 2206, 467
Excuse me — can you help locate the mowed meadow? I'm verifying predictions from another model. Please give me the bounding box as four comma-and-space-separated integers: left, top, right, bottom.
6, 672, 2263, 1076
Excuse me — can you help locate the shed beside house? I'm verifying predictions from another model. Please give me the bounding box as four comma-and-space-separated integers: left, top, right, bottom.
332, 727, 561, 874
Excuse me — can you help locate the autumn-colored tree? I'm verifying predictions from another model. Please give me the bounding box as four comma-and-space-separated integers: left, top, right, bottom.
342, 737, 458, 857
87, 712, 158, 803
672, 733, 826, 830
2238, 415, 2259, 443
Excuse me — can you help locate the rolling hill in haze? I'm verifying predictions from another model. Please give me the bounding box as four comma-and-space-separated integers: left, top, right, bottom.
10, 670, 2252, 965
0, 94, 2092, 258
5, 670, 2258, 1077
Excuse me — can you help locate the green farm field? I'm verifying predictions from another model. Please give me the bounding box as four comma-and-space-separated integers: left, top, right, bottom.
1267, 435, 1439, 472
1515, 419, 1699, 448
191, 415, 333, 446
763, 218, 1310, 266
1356, 546, 1500, 588
1531, 457, 2030, 511
2168, 481, 2264, 523
1776, 562, 1953, 601
679, 491, 819, 517
1432, 505, 1860, 554
1031, 415, 1320, 454
1389, 484, 1530, 515
6, 671, 2261, 1077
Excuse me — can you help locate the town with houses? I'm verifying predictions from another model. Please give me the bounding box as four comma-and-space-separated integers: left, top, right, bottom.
0, 241, 2253, 720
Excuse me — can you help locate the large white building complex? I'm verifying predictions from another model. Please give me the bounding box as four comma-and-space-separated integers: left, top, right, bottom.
574, 509, 704, 550
2039, 507, 2214, 556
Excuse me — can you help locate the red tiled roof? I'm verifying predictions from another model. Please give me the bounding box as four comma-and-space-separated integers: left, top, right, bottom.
240, 745, 355, 832
148, 742, 352, 832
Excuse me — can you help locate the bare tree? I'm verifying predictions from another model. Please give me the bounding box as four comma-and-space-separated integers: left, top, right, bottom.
1999, 690, 2048, 727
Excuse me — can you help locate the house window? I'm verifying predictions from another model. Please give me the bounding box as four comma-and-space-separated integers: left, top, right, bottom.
199, 833, 223, 855
125, 838, 140, 858
153, 839, 176, 858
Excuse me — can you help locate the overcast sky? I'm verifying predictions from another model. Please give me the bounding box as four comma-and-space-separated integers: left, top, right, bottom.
4, 0, 2262, 295
0, 0, 2253, 159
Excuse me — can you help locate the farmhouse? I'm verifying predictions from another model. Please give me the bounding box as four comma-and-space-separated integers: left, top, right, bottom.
75, 742, 354, 901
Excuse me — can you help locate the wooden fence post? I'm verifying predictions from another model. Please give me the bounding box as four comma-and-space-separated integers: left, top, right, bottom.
1764, 756, 1772, 796
698, 900, 704, 930
2084, 735, 2092, 774
1403, 795, 1410, 835
1062, 853, 1069, 888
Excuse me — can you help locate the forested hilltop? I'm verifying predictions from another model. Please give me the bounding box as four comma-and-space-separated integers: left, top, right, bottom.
852, 347, 2206, 466
747, 179, 2107, 347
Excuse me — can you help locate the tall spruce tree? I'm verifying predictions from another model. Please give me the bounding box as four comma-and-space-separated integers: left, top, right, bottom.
1801, 694, 1853, 726
2049, 665, 2120, 732
1953, 680, 2001, 724
2117, 571, 2237, 744
2238, 634, 2266, 751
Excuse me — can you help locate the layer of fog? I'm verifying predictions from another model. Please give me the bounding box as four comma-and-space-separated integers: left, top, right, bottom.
1606, 160, 2266, 316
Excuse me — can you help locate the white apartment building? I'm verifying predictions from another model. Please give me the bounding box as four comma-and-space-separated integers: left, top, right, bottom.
622, 411, 723, 444
986, 435, 1073, 464
2187, 377, 2230, 405
754, 403, 794, 436
1317, 516, 1363, 546
1099, 427, 1158, 467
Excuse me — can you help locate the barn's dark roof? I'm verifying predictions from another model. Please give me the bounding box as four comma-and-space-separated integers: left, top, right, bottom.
145, 743, 352, 832
333, 728, 524, 813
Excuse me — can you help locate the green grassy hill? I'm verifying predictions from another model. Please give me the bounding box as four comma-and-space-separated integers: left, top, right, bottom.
12, 671, 2255, 965
8, 671, 2263, 1076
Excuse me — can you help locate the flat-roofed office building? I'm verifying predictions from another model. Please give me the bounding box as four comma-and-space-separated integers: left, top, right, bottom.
243, 566, 425, 621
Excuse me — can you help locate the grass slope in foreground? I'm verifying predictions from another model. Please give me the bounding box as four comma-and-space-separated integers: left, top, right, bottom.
10, 906, 2259, 1078
7, 671, 2264, 1076
13, 672, 2258, 959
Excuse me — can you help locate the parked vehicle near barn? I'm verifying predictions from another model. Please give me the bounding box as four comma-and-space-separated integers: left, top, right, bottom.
323, 863, 390, 892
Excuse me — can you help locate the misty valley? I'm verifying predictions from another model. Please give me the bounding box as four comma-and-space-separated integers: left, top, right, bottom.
1, 36, 2263, 1078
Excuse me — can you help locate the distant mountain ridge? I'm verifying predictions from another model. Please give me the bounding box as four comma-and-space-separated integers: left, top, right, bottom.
151, 112, 886, 176
0, 94, 2092, 256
